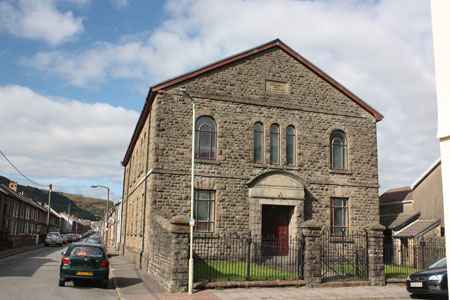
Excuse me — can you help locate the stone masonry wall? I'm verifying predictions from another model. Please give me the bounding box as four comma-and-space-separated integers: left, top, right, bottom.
146, 48, 379, 232
144, 215, 189, 292
122, 46, 382, 288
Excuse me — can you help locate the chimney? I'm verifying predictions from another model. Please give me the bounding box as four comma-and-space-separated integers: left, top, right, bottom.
9, 181, 17, 192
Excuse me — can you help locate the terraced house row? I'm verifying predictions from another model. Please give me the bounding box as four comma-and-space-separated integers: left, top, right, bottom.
0, 181, 91, 249
119, 40, 385, 291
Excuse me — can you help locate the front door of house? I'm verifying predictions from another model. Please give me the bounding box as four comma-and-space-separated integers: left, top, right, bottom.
262, 205, 290, 256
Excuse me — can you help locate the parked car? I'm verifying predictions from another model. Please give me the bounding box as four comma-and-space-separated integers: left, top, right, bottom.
86, 237, 102, 245
67, 233, 76, 242
406, 257, 447, 296
45, 232, 64, 247
60, 234, 68, 244
59, 242, 109, 288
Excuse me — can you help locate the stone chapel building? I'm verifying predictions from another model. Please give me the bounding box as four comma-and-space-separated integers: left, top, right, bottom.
119, 39, 384, 289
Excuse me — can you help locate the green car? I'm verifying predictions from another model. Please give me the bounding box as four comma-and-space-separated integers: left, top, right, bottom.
59, 242, 109, 288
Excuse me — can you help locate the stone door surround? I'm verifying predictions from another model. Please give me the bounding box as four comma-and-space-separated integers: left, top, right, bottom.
248, 170, 306, 240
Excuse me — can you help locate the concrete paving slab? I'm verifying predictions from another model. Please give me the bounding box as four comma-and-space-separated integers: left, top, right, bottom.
107, 246, 415, 300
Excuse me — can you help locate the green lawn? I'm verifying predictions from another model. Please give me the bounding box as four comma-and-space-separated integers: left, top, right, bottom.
385, 265, 417, 279
194, 261, 418, 282
194, 261, 299, 282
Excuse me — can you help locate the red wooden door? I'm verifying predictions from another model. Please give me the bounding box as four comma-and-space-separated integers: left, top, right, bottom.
262, 205, 289, 256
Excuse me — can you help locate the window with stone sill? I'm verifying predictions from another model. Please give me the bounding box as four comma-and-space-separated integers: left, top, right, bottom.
286, 125, 296, 166
270, 123, 280, 165
195, 116, 217, 160
330, 130, 348, 170
331, 197, 348, 236
253, 122, 264, 164
194, 190, 215, 233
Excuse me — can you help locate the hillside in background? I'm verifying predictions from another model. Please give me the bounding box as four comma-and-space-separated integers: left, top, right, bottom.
60, 192, 114, 218
0, 175, 108, 221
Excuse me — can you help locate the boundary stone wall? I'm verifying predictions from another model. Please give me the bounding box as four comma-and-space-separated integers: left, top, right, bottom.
145, 215, 190, 292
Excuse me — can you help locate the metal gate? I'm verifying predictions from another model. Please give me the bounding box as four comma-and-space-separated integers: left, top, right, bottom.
320, 231, 368, 282
194, 235, 304, 282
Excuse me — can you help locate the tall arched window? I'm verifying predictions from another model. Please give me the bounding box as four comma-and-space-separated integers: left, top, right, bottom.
253, 122, 264, 163
270, 124, 280, 165
330, 130, 347, 170
195, 116, 217, 159
286, 125, 296, 166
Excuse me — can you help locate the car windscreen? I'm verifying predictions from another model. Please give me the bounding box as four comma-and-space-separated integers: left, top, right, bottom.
87, 238, 101, 244
429, 257, 446, 269
69, 246, 104, 258
47, 232, 59, 237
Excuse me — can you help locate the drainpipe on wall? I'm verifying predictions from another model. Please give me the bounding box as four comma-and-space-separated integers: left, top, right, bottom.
140, 111, 152, 269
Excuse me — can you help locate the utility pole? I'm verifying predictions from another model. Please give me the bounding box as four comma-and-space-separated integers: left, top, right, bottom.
46, 184, 52, 233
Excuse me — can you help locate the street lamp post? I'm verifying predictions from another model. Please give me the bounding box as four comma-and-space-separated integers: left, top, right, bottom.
91, 185, 110, 245
46, 184, 53, 233
179, 88, 195, 295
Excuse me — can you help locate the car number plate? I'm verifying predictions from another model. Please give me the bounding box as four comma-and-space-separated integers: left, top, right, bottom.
76, 271, 93, 276
410, 282, 423, 287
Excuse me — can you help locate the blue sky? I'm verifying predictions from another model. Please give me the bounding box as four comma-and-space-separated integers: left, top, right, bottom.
0, 0, 440, 201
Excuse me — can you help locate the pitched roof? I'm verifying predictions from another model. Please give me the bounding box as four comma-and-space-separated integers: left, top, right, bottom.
380, 212, 420, 231
379, 187, 413, 205
0, 184, 47, 212
394, 218, 441, 238
122, 39, 383, 166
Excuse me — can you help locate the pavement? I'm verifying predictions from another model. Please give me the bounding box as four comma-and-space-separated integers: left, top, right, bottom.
106, 246, 415, 300
0, 242, 45, 259
0, 243, 417, 300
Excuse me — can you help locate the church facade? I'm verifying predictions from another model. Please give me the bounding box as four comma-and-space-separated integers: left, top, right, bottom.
119, 39, 383, 289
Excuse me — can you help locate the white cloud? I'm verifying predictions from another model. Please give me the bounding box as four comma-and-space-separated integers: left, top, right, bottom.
0, 85, 138, 196
17, 0, 440, 192
111, 0, 129, 10
0, 0, 84, 46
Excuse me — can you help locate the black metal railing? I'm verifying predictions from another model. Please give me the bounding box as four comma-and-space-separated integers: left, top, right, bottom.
320, 231, 368, 282
384, 237, 446, 279
193, 234, 304, 282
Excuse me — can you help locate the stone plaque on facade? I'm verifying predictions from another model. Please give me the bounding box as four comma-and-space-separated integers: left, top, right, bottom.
265, 80, 289, 94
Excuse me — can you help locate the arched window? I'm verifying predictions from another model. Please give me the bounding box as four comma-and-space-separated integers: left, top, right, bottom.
253, 122, 264, 163
195, 116, 217, 159
330, 130, 347, 170
286, 125, 296, 166
270, 124, 280, 165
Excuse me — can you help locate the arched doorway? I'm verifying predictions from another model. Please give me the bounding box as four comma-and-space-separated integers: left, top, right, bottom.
247, 170, 306, 255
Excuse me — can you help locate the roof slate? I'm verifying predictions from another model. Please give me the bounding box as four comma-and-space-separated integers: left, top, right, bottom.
379, 186, 413, 204
0, 184, 47, 212
380, 212, 420, 230
394, 218, 441, 238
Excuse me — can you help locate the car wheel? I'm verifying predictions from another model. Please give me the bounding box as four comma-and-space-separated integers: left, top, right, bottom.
58, 280, 65, 287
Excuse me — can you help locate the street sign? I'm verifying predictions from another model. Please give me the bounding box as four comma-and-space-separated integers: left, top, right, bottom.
189, 218, 195, 227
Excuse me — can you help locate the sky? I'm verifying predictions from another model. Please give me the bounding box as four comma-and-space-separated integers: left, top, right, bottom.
0, 0, 440, 201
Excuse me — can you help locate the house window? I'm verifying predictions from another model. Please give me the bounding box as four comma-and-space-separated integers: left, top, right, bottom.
253, 122, 264, 163
286, 125, 295, 166
195, 116, 217, 159
331, 198, 348, 235
330, 130, 347, 170
270, 124, 280, 165
194, 190, 215, 233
